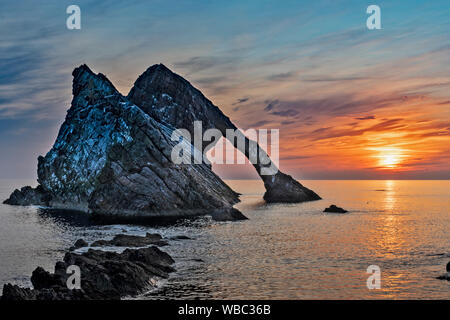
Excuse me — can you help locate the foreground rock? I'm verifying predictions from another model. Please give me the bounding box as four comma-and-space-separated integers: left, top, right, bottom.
91, 233, 167, 247
1, 245, 175, 300
128, 64, 320, 203
3, 64, 243, 222
74, 239, 88, 248
69, 239, 89, 251
323, 205, 348, 213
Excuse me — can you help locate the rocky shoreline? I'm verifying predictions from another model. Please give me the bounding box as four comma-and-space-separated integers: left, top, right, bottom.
1, 233, 176, 300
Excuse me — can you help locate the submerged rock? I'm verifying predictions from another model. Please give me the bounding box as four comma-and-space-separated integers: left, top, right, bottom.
437, 273, 450, 280
127, 64, 320, 203
210, 207, 248, 221
74, 239, 88, 248
323, 205, 348, 213
170, 235, 191, 240
4, 64, 242, 221
1, 244, 175, 300
91, 233, 167, 247
69, 239, 88, 251
437, 261, 450, 281
3, 185, 51, 206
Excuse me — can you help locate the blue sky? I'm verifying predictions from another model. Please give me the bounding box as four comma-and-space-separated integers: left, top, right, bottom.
0, 0, 449, 179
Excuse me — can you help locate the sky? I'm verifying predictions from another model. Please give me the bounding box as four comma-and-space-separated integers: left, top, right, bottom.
0, 0, 449, 180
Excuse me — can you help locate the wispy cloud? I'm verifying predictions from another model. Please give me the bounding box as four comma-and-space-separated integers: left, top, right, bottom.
355, 116, 376, 120
267, 72, 297, 81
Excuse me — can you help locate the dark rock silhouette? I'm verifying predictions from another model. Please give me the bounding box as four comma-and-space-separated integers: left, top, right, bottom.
1, 284, 37, 300
69, 239, 88, 251
3, 185, 51, 206
170, 235, 191, 240
3, 65, 242, 221
1, 242, 175, 300
437, 261, 450, 281
91, 233, 167, 247
210, 207, 248, 221
127, 64, 320, 203
73, 239, 88, 248
323, 204, 348, 213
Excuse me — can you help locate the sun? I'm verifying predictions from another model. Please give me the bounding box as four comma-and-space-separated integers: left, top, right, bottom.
378, 154, 401, 168
368, 147, 407, 169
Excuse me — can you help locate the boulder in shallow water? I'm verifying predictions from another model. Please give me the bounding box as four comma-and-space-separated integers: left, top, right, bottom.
437, 272, 450, 281
3, 185, 51, 206
210, 208, 248, 221
91, 233, 167, 247
170, 235, 191, 240
437, 261, 450, 281
323, 205, 348, 213
74, 239, 88, 248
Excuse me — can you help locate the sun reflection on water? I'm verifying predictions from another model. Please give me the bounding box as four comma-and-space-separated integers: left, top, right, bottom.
383, 180, 396, 212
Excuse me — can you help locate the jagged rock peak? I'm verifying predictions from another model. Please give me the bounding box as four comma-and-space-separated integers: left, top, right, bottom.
135, 63, 185, 85
72, 64, 115, 90
127, 63, 233, 139
71, 64, 123, 111
128, 63, 214, 111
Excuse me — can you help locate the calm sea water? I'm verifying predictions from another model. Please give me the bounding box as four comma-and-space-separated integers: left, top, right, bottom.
0, 179, 449, 299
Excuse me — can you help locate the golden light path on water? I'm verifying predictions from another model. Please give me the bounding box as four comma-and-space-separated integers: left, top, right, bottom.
1, 179, 450, 299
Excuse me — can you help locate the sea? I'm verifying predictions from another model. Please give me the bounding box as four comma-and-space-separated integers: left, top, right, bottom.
0, 179, 449, 299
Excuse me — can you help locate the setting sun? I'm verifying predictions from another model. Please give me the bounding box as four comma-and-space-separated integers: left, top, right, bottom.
379, 154, 401, 168
368, 147, 408, 170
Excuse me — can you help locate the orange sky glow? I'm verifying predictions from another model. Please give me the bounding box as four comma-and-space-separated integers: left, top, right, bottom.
1, 1, 448, 180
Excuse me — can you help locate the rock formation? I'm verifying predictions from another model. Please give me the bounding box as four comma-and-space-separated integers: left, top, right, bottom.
3, 65, 243, 221
127, 64, 320, 203
437, 261, 450, 281
1, 244, 175, 300
4, 62, 321, 221
90, 233, 168, 247
69, 239, 88, 251
323, 204, 348, 213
